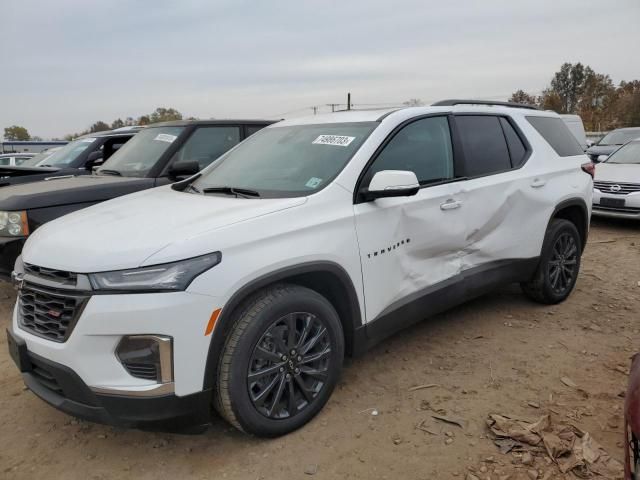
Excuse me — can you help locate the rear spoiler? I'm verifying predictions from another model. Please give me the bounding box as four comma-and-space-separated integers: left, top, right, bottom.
0, 165, 61, 177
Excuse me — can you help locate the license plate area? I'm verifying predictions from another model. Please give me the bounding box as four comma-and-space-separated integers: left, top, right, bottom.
600, 197, 625, 208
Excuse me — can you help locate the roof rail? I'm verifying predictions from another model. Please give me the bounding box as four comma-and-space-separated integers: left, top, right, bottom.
432, 99, 539, 111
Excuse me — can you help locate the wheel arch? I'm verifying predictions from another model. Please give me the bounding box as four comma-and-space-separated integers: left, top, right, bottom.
549, 198, 589, 251
202, 262, 363, 390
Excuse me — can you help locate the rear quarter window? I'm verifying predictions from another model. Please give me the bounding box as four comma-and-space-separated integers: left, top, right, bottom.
499, 117, 527, 167
526, 116, 584, 157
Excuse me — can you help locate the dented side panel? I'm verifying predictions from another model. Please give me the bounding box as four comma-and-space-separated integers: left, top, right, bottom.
456, 165, 550, 269
353, 182, 467, 322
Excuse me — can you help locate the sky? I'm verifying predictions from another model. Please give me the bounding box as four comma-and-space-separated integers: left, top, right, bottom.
1, 0, 639, 139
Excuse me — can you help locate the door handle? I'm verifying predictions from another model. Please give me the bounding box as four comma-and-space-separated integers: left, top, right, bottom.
531, 178, 546, 188
440, 199, 462, 211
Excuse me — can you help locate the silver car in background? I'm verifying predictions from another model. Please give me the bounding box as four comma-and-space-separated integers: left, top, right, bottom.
593, 140, 640, 219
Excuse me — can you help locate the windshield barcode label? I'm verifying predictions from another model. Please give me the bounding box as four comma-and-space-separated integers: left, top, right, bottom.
155, 133, 177, 143
312, 135, 355, 147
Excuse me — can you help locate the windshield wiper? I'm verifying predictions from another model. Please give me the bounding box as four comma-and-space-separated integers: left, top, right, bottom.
97, 169, 122, 176
202, 186, 260, 198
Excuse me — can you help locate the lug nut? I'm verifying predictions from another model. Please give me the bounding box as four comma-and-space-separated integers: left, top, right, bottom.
285, 373, 291, 380
294, 368, 300, 374
279, 367, 284, 372
281, 355, 288, 361
297, 356, 302, 361
290, 349, 296, 355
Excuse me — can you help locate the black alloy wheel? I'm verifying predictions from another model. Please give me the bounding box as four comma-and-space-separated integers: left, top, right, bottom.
215, 284, 344, 437
247, 312, 332, 419
521, 219, 582, 304
547, 232, 579, 295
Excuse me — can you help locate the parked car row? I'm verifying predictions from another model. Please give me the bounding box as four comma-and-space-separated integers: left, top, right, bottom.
0, 120, 274, 277
0, 126, 142, 186
6, 100, 595, 437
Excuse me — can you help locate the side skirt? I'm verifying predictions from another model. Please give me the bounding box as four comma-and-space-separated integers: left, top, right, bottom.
352, 258, 539, 355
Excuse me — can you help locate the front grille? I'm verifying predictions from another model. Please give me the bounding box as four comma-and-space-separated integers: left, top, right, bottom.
18, 283, 89, 342
122, 362, 159, 381
593, 205, 640, 214
24, 263, 77, 286
594, 181, 640, 195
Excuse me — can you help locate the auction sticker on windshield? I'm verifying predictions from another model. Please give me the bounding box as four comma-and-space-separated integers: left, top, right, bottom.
312, 135, 355, 147
154, 133, 177, 143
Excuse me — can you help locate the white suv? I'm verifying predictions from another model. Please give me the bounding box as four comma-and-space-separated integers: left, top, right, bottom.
7, 101, 593, 436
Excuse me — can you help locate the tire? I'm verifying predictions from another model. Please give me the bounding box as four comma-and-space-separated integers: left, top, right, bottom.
215, 283, 344, 437
521, 218, 582, 304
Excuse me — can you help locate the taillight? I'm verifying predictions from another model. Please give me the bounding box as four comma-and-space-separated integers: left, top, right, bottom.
581, 162, 595, 178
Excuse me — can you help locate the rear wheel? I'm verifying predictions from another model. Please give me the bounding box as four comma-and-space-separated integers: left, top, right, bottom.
215, 284, 344, 437
521, 219, 582, 304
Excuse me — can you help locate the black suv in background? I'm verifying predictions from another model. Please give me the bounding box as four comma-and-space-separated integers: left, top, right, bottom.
0, 119, 274, 277
0, 127, 141, 186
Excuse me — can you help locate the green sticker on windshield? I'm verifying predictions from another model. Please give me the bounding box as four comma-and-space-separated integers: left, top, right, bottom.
305, 177, 323, 189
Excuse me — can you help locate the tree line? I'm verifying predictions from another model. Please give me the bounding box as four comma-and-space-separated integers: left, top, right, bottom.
510, 62, 640, 131
2, 107, 185, 141
62, 107, 185, 140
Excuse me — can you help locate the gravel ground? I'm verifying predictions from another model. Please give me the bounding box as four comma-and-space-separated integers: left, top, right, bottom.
0, 217, 638, 480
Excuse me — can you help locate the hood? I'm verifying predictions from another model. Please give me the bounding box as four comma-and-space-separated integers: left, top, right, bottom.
0, 175, 154, 210
0, 167, 90, 188
586, 145, 618, 157
594, 162, 640, 184
23, 187, 307, 272
0, 165, 60, 177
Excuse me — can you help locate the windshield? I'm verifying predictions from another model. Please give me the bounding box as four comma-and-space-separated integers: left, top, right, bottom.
20, 148, 61, 167
192, 122, 378, 197
35, 138, 97, 167
598, 129, 640, 146
605, 142, 640, 164
98, 126, 185, 177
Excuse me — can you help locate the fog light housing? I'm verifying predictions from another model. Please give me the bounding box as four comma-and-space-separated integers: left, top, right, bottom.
116, 335, 173, 383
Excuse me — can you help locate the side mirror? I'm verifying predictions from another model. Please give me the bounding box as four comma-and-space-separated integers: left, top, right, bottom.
169, 160, 200, 179
363, 170, 420, 202
85, 151, 104, 169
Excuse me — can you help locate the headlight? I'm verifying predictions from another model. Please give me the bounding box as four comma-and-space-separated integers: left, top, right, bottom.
0, 211, 29, 237
88, 252, 221, 292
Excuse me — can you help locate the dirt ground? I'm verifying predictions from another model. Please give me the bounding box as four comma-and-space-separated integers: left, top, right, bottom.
0, 218, 638, 480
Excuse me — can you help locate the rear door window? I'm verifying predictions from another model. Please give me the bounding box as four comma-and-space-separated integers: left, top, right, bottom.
455, 116, 511, 177
526, 116, 583, 157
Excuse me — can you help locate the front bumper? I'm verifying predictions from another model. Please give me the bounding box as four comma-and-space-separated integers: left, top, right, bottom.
12, 286, 220, 397
8, 328, 212, 432
592, 190, 640, 220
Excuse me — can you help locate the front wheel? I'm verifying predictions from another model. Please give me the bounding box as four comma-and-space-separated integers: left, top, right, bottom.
521, 219, 582, 304
215, 284, 344, 437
